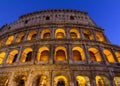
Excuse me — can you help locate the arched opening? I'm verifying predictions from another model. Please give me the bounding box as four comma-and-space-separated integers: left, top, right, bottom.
72, 47, 85, 61
114, 76, 120, 86
6, 35, 14, 45
103, 49, 115, 63
88, 48, 102, 62
32, 75, 47, 86
96, 32, 105, 42
41, 29, 51, 39
54, 75, 68, 86
70, 29, 80, 39
0, 76, 8, 86
37, 47, 49, 61
55, 46, 67, 61
0, 52, 6, 64
83, 30, 93, 40
55, 28, 66, 38
96, 75, 110, 86
21, 48, 33, 62
15, 76, 26, 86
115, 52, 120, 62
70, 16, 74, 20
27, 30, 37, 40
76, 75, 91, 86
6, 50, 18, 64
16, 32, 25, 43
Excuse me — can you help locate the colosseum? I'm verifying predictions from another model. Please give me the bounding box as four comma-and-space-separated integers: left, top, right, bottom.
0, 9, 120, 86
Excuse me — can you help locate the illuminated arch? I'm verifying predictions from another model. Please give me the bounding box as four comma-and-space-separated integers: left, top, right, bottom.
72, 47, 85, 61
96, 75, 110, 86
0, 39, 4, 47
76, 75, 90, 86
70, 28, 80, 38
0, 76, 9, 86
41, 29, 51, 39
16, 32, 25, 42
115, 52, 120, 62
83, 30, 93, 40
103, 49, 115, 63
27, 30, 37, 40
21, 48, 33, 62
32, 75, 47, 86
55, 28, 66, 38
55, 46, 67, 61
96, 32, 105, 42
15, 75, 26, 86
54, 75, 68, 86
114, 76, 120, 86
6, 50, 18, 64
0, 52, 6, 64
6, 35, 14, 45
88, 48, 102, 62
37, 46, 49, 61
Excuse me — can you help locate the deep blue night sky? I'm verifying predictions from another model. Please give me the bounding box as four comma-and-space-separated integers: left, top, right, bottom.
0, 0, 120, 45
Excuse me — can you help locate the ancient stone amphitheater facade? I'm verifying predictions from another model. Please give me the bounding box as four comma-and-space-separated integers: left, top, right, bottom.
0, 9, 120, 86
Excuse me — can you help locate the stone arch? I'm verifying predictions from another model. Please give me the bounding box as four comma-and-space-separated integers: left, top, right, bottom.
76, 75, 91, 86
72, 46, 85, 61
55, 28, 66, 38
0, 52, 6, 64
41, 29, 51, 39
96, 75, 110, 86
114, 76, 120, 86
37, 46, 49, 61
14, 75, 27, 86
88, 48, 102, 62
32, 75, 47, 86
96, 32, 105, 42
6, 35, 14, 45
103, 49, 115, 63
20, 48, 33, 62
54, 75, 68, 86
115, 51, 120, 62
16, 32, 25, 42
6, 50, 18, 64
83, 29, 93, 40
55, 46, 67, 61
70, 28, 80, 38
27, 30, 37, 40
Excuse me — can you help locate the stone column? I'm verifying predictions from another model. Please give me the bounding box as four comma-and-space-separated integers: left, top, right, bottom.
49, 44, 54, 64
98, 46, 109, 65
80, 29, 84, 40
12, 33, 17, 43
37, 28, 41, 39
110, 49, 119, 62
2, 49, 10, 65
66, 27, 70, 39
92, 30, 98, 41
8, 72, 16, 86
90, 72, 96, 86
51, 27, 55, 39
16, 46, 23, 62
68, 44, 73, 64
24, 30, 29, 40
109, 70, 116, 86
82, 44, 91, 64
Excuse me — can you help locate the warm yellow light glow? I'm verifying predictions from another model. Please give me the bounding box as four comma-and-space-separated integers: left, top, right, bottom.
89, 48, 102, 62
6, 50, 18, 64
27, 30, 37, 40
55, 28, 66, 38
72, 47, 85, 61
70, 28, 80, 38
76, 76, 90, 86
16, 32, 25, 42
83, 29, 93, 40
6, 35, 14, 45
21, 48, 33, 62
0, 52, 6, 64
37, 46, 49, 61
55, 46, 67, 61
103, 49, 115, 63
115, 52, 120, 62
96, 75, 110, 86
54, 75, 68, 86
41, 29, 51, 39
114, 77, 120, 86
96, 32, 105, 42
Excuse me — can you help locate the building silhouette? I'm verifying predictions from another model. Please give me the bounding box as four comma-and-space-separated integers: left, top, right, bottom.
0, 9, 120, 86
